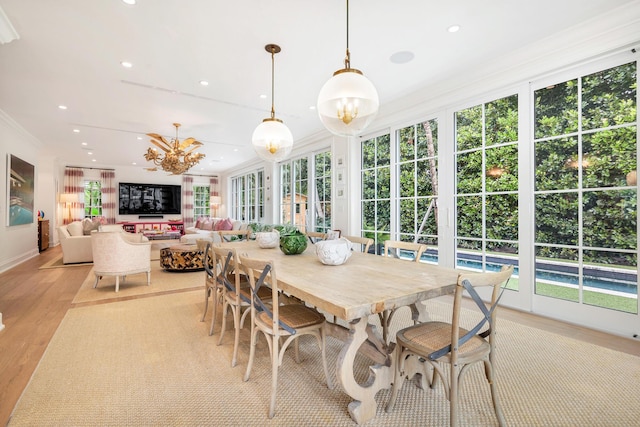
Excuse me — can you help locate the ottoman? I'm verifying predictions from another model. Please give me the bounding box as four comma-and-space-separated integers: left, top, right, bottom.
160, 244, 205, 271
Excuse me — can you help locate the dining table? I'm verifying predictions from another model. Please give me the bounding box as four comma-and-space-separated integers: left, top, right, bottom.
221, 239, 460, 425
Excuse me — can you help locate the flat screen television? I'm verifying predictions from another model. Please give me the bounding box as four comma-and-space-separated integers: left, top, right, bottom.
118, 182, 181, 215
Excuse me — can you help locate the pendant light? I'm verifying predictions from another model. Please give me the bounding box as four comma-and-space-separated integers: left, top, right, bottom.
317, 0, 379, 137
252, 44, 293, 162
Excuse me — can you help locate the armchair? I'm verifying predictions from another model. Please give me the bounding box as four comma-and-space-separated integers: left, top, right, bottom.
91, 231, 152, 292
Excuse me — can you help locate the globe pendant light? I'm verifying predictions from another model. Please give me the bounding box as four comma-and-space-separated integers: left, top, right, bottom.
252, 44, 293, 162
317, 0, 379, 137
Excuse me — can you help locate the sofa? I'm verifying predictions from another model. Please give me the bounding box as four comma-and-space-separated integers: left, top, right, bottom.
57, 220, 147, 264
180, 217, 249, 244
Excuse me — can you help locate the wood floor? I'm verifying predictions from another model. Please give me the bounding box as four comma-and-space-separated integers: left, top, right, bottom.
0, 245, 638, 427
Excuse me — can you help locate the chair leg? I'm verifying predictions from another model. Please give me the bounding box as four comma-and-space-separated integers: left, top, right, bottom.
115, 276, 120, 293
201, 287, 210, 322
268, 334, 279, 419
319, 328, 333, 389
93, 274, 100, 288
210, 287, 220, 336
231, 302, 242, 367
145, 271, 150, 286
243, 324, 259, 382
484, 359, 506, 427
449, 365, 460, 427
217, 301, 230, 343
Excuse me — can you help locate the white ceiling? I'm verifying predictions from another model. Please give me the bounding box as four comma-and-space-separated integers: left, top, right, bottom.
0, 0, 637, 175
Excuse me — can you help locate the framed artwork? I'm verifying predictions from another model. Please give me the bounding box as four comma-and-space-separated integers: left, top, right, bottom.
7, 154, 35, 226
337, 185, 346, 199
336, 168, 346, 185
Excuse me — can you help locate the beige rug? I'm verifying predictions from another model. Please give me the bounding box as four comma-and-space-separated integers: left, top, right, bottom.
8, 291, 640, 426
38, 254, 92, 269
72, 261, 204, 304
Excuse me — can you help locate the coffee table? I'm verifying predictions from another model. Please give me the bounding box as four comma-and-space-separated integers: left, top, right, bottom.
159, 244, 205, 271
142, 230, 182, 240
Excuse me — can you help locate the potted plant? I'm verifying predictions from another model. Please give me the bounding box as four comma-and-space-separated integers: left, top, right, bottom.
274, 224, 307, 255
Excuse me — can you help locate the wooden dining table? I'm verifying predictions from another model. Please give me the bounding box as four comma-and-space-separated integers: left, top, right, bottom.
222, 240, 460, 425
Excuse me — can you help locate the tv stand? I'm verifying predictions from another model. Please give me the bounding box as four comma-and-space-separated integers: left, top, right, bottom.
120, 220, 185, 235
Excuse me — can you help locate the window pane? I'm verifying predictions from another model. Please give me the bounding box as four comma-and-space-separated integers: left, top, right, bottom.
486, 94, 518, 146
416, 119, 437, 159
362, 170, 375, 199
457, 195, 482, 238
456, 105, 483, 151
457, 151, 482, 194
486, 193, 518, 241
535, 192, 578, 246
583, 190, 637, 250
582, 62, 637, 130
486, 145, 518, 193
399, 198, 415, 235
583, 127, 637, 188
399, 162, 415, 198
535, 136, 578, 191
534, 79, 579, 138
399, 125, 415, 162
416, 159, 435, 194
377, 167, 390, 199
535, 246, 579, 302
583, 249, 637, 314
377, 134, 391, 167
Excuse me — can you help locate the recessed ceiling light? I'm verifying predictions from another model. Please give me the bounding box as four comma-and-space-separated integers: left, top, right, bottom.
200, 80, 209, 86
137, 136, 142, 140
87, 152, 93, 155
122, 0, 136, 5
309, 106, 316, 110
120, 61, 133, 68
132, 162, 137, 165
390, 51, 415, 64
81, 142, 87, 146
233, 148, 238, 152
91, 159, 96, 162
448, 25, 461, 33
58, 105, 67, 110
259, 94, 267, 99
73, 129, 80, 133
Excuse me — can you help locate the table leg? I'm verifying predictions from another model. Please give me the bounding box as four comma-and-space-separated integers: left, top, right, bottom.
335, 316, 394, 425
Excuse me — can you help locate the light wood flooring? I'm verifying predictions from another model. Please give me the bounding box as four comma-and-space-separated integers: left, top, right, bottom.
0, 245, 639, 426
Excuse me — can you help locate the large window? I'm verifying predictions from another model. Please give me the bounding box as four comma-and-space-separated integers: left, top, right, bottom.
533, 61, 637, 314
84, 181, 102, 219
193, 185, 210, 218
361, 134, 391, 254
454, 94, 519, 281
313, 151, 332, 233
230, 170, 264, 222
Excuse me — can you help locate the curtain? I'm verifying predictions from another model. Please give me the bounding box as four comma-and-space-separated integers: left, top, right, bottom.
63, 167, 84, 224
182, 175, 194, 227
100, 169, 116, 224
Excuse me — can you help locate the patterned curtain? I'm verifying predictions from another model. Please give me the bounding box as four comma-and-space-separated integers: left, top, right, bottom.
209, 176, 219, 217
100, 169, 116, 224
63, 167, 84, 224
182, 175, 194, 227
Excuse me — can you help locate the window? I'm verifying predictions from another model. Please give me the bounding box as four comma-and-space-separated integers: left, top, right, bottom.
455, 94, 519, 279
533, 61, 637, 313
280, 158, 308, 229
314, 151, 332, 233
361, 134, 391, 254
230, 170, 264, 222
397, 119, 439, 261
193, 185, 210, 218
84, 181, 102, 219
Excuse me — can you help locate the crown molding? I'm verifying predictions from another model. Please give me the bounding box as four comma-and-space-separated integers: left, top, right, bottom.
0, 6, 19, 44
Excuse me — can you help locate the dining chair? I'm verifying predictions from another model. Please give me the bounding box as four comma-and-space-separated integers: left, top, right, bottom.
386, 265, 514, 427
342, 235, 374, 254
201, 243, 223, 336
379, 240, 428, 343
238, 255, 334, 418
211, 245, 253, 367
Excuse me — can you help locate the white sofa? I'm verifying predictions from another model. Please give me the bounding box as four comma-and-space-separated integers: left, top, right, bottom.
180, 217, 248, 244
57, 221, 147, 264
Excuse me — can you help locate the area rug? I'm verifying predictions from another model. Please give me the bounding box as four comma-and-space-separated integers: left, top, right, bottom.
71, 261, 204, 304
9, 293, 640, 426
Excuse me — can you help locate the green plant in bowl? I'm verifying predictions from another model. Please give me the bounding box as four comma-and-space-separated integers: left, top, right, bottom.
274, 224, 307, 255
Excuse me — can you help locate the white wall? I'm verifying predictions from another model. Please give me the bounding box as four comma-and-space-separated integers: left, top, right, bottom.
0, 111, 42, 273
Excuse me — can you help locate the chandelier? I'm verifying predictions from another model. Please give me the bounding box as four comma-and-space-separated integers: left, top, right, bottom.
317, 0, 379, 137
251, 43, 293, 162
144, 123, 205, 175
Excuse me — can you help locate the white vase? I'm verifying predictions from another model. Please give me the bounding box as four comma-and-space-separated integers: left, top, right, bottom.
256, 231, 279, 248
315, 237, 352, 265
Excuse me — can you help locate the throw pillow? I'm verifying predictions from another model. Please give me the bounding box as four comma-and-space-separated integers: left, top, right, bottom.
67, 221, 84, 237
219, 218, 233, 231
201, 219, 214, 231
82, 218, 100, 235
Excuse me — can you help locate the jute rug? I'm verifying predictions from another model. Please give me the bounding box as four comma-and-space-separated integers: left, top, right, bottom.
38, 254, 92, 269
8, 290, 640, 426
72, 261, 203, 304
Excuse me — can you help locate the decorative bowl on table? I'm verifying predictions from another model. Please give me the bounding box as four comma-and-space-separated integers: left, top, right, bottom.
315, 237, 352, 265
279, 231, 308, 255
256, 231, 280, 248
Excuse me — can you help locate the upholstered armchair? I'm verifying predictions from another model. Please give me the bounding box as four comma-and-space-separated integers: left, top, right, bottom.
91, 231, 151, 292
